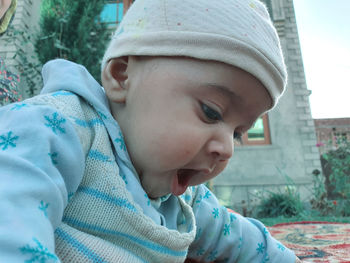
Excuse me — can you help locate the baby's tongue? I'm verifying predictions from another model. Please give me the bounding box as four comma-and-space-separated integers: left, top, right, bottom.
171, 169, 195, 196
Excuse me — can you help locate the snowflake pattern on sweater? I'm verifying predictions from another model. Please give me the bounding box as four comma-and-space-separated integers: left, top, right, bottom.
20, 238, 58, 263
0, 131, 19, 150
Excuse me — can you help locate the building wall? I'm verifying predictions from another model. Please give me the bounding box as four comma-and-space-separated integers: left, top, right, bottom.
212, 0, 321, 212
314, 118, 350, 154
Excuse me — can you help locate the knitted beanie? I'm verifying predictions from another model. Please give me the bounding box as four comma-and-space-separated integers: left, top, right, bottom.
102, 0, 287, 108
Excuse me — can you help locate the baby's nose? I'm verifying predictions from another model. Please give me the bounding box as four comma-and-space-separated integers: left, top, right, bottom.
206, 131, 234, 161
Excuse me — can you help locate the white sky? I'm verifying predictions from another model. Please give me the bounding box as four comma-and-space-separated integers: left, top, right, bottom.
293, 0, 350, 119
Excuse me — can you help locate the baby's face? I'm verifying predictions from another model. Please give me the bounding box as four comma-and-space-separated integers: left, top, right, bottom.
109, 57, 272, 199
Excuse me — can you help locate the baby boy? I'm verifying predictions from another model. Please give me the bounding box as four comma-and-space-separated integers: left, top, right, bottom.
0, 0, 301, 262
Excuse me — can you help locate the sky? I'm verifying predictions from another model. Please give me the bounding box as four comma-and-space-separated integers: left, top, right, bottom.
293, 0, 350, 119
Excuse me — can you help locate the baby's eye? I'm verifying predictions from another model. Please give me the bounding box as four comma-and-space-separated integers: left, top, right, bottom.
201, 103, 222, 122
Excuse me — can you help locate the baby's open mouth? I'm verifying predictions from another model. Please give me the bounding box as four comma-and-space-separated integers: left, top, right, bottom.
171, 169, 197, 196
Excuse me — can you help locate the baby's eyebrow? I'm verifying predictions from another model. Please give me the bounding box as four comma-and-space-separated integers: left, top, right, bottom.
201, 83, 242, 102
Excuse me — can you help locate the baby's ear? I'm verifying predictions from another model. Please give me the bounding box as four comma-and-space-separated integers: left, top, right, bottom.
102, 57, 129, 103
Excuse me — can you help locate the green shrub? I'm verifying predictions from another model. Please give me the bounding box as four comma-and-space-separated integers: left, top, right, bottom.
257, 191, 303, 218
317, 139, 350, 216
256, 168, 305, 218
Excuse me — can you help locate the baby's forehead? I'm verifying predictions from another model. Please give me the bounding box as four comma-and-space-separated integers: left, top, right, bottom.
133, 56, 258, 83
130, 56, 270, 100
130, 55, 237, 72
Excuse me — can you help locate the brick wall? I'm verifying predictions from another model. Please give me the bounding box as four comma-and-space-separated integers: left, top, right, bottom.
314, 118, 350, 154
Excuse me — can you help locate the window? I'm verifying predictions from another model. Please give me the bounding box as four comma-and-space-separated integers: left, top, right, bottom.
100, 0, 134, 28
100, 1, 124, 28
238, 114, 271, 145
334, 131, 350, 145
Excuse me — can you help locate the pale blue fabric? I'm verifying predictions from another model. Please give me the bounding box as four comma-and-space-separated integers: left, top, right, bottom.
0, 59, 296, 262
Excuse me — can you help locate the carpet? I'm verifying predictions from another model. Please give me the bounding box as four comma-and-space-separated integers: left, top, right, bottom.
268, 221, 350, 263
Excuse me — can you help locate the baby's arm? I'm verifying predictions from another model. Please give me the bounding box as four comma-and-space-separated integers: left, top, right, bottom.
0, 102, 84, 262
187, 185, 296, 262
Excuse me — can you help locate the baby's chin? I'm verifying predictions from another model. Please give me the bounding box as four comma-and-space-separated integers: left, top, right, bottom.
147, 190, 170, 200
141, 180, 170, 200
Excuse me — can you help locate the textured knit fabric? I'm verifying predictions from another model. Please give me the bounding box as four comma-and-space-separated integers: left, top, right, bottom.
0, 59, 296, 262
102, 0, 287, 109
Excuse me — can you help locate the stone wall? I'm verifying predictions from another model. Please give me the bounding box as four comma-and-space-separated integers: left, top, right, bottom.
314, 118, 350, 154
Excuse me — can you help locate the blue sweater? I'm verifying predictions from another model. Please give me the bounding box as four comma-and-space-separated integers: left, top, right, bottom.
0, 59, 295, 262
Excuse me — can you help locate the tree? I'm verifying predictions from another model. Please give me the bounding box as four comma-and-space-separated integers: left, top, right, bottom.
35, 0, 110, 82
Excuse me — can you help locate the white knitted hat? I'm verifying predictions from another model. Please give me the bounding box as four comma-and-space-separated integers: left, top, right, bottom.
102, 0, 287, 108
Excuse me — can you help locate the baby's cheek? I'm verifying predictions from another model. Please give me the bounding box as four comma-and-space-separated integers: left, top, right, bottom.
162, 132, 200, 157
170, 145, 197, 165
149, 138, 197, 168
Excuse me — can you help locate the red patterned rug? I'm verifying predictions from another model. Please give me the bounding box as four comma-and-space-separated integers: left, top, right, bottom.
268, 221, 350, 263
